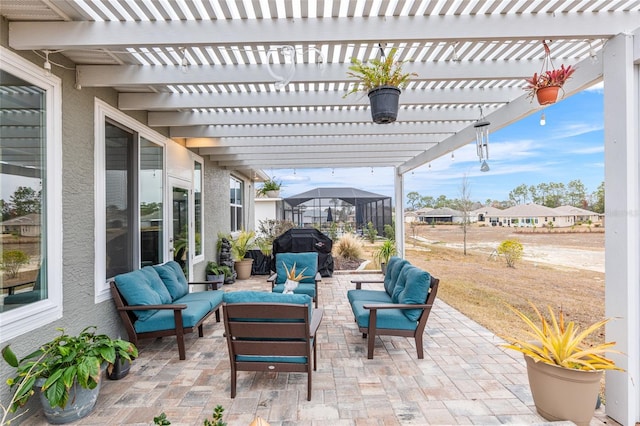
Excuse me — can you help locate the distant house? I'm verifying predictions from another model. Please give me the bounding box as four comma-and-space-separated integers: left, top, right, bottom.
485, 203, 573, 228
554, 205, 602, 224
472, 206, 505, 226
0, 213, 41, 237
415, 207, 466, 224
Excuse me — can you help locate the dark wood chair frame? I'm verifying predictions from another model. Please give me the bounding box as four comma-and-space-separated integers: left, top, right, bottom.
267, 272, 322, 308
350, 276, 440, 359
223, 302, 324, 401
109, 281, 222, 360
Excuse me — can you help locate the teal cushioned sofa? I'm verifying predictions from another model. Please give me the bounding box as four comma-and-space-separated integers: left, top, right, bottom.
348, 257, 440, 359
110, 261, 223, 360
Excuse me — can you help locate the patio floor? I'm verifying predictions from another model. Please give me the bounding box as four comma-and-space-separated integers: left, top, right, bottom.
21, 272, 613, 425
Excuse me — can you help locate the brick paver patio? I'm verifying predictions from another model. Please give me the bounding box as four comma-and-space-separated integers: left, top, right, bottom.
20, 272, 612, 425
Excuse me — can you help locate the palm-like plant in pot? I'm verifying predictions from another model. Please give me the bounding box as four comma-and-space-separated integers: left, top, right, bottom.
373, 239, 397, 274
501, 302, 623, 426
2, 326, 137, 424
345, 47, 417, 124
230, 229, 256, 280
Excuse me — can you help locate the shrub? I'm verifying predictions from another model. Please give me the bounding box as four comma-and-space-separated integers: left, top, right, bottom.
257, 219, 295, 242
383, 223, 395, 240
334, 233, 363, 261
364, 221, 377, 243
1, 250, 30, 278
497, 239, 523, 268
327, 221, 338, 241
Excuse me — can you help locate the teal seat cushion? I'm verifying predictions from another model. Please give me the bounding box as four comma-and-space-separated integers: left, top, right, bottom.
224, 291, 313, 319
347, 289, 392, 304
224, 290, 311, 305
175, 291, 223, 310
141, 266, 172, 304
275, 252, 318, 285
384, 257, 408, 296
350, 300, 417, 331
134, 300, 212, 333
153, 262, 188, 300
114, 269, 162, 321
272, 283, 316, 298
396, 267, 431, 321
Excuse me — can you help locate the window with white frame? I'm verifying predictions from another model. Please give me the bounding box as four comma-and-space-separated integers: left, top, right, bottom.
0, 47, 63, 340
94, 100, 165, 303
230, 176, 243, 232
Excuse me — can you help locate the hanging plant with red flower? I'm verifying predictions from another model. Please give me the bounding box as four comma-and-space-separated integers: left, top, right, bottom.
525, 41, 576, 105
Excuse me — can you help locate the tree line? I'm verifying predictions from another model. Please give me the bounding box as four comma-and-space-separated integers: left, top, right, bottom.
1, 186, 41, 221
407, 179, 604, 214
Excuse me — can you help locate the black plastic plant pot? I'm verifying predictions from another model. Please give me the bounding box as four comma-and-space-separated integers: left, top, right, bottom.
367, 85, 401, 124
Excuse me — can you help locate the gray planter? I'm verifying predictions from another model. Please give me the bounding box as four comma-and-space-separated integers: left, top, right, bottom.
36, 378, 101, 424
367, 85, 401, 124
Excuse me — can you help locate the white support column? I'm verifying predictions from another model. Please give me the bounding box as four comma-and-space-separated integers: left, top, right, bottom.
603, 31, 640, 425
394, 167, 405, 258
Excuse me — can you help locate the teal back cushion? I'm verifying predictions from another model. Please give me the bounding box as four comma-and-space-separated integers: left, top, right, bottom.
165, 261, 189, 288
390, 264, 412, 303
114, 269, 162, 321
153, 262, 188, 300
384, 257, 409, 296
396, 267, 432, 321
141, 266, 172, 304
275, 252, 318, 285
224, 291, 313, 319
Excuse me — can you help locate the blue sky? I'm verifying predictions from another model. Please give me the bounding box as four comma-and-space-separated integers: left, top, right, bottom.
271, 84, 604, 206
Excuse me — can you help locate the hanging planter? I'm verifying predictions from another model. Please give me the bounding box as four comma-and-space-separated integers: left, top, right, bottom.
525, 41, 575, 106
344, 47, 417, 124
535, 85, 561, 105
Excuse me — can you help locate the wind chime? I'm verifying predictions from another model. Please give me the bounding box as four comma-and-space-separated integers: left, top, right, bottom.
474, 107, 490, 172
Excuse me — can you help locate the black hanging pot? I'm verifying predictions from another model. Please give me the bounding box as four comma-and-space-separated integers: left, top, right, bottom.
367, 85, 401, 124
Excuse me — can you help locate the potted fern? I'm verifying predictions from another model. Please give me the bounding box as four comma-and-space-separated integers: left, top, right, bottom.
257, 178, 282, 198
2, 327, 137, 424
501, 302, 622, 426
345, 47, 417, 124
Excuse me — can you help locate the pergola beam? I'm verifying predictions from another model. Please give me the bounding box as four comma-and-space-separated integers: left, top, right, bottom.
190, 134, 442, 150
79, 60, 542, 87
150, 106, 499, 127
171, 122, 461, 138
9, 14, 635, 50
119, 87, 518, 110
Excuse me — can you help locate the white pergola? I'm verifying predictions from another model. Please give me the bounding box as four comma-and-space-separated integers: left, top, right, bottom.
1, 1, 639, 423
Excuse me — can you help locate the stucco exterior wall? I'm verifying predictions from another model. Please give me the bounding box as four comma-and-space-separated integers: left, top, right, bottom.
194, 161, 231, 279
0, 19, 181, 419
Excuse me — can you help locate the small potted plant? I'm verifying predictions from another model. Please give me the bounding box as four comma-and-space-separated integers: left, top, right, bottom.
373, 239, 397, 274
258, 178, 282, 198
525, 41, 575, 105
345, 47, 417, 124
230, 229, 256, 280
2, 326, 137, 424
500, 302, 622, 426
205, 261, 231, 289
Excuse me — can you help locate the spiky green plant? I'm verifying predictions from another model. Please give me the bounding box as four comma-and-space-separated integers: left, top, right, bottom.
501, 302, 623, 371
344, 47, 417, 97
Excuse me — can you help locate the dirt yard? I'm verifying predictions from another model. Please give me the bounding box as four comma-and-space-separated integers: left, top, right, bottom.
358, 224, 606, 347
